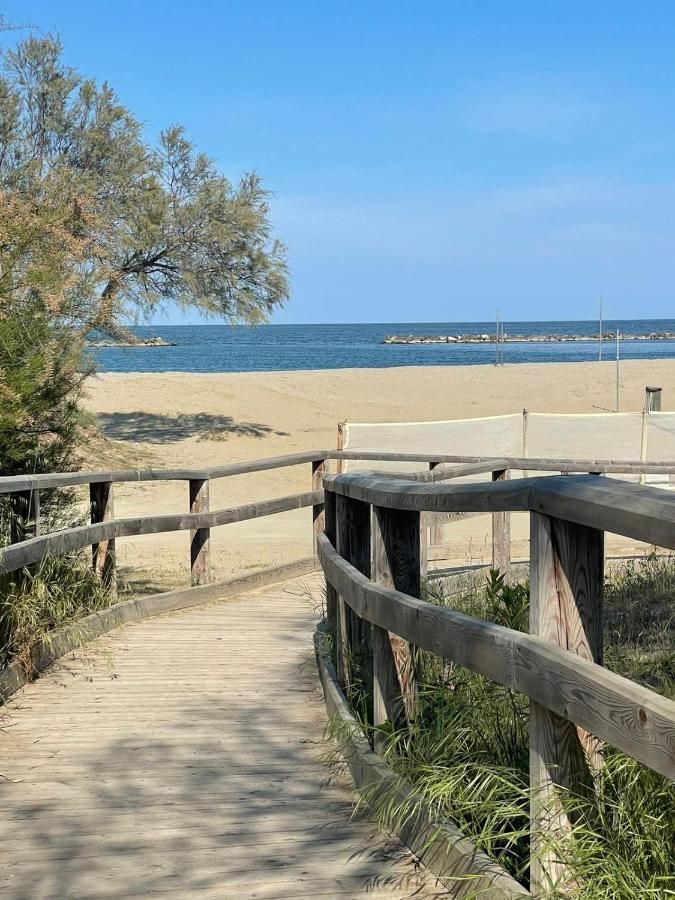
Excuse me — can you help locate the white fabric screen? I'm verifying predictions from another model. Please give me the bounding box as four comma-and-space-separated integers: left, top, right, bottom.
341, 411, 675, 483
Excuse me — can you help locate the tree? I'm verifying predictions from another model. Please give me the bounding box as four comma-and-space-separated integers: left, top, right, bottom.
0, 36, 289, 341
0, 168, 94, 537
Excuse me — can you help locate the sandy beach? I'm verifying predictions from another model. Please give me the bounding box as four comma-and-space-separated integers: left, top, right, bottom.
83, 359, 675, 587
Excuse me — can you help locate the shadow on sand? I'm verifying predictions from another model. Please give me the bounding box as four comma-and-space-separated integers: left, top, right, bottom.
96, 411, 288, 443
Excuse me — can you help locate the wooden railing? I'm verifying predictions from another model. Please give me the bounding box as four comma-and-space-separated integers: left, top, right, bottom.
3, 448, 675, 586
317, 469, 675, 896
2, 449, 675, 892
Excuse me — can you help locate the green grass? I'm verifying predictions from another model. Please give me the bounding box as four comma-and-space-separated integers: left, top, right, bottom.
0, 552, 114, 673
344, 560, 675, 897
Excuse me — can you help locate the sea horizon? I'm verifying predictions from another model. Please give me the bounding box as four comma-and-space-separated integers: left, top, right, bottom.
89, 318, 675, 374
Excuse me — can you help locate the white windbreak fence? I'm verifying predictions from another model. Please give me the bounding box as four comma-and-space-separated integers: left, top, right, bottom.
341, 414, 523, 474
340, 411, 675, 484
340, 411, 675, 561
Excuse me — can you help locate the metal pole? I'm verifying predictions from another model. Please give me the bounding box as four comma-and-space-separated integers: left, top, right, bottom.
615, 330, 620, 412
495, 309, 500, 366
598, 298, 603, 362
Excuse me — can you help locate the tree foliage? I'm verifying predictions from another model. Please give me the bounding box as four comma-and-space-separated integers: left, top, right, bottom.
0, 36, 289, 340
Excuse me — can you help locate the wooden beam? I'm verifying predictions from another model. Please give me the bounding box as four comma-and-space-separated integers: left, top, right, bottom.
323, 472, 675, 550
311, 458, 326, 554
5, 447, 675, 497
323, 487, 338, 644
371, 505, 415, 751
335, 493, 371, 694
529, 512, 604, 896
492, 468, 511, 581
189, 478, 210, 586
317, 533, 675, 781
90, 481, 116, 592
371, 505, 420, 724
0, 450, 333, 495
0, 490, 323, 576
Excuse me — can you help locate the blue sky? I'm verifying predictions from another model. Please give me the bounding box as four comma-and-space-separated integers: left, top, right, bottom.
4, 1, 675, 324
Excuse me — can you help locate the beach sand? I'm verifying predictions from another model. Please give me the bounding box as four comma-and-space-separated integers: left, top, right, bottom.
83, 359, 675, 588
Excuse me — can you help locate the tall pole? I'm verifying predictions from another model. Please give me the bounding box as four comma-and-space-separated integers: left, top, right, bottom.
598, 298, 603, 362
615, 329, 620, 412
495, 308, 500, 366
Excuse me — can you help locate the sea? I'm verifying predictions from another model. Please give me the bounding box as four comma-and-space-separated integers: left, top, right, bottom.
89, 319, 675, 373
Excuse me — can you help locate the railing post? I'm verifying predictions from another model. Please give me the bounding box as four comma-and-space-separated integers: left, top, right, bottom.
90, 481, 116, 592
492, 468, 511, 581
311, 458, 326, 554
189, 478, 210, 586
323, 486, 338, 642
371, 504, 420, 745
335, 493, 371, 693
529, 512, 604, 896
9, 488, 40, 545
422, 461, 443, 576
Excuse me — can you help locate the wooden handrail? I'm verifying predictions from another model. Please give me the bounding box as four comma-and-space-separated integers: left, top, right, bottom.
0, 490, 322, 575
0, 450, 332, 494
318, 532, 675, 780
3, 449, 675, 494
319, 469, 675, 893
324, 472, 675, 549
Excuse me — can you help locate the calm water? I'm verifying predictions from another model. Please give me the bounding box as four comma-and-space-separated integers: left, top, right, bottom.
90, 320, 675, 373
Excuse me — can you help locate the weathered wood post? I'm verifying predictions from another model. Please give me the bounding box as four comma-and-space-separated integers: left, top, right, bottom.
9, 488, 40, 545
335, 493, 371, 693
336, 422, 346, 474
492, 468, 511, 581
371, 503, 421, 750
90, 480, 116, 591
323, 486, 338, 643
422, 461, 443, 575
529, 512, 604, 896
641, 386, 662, 484
312, 458, 326, 554
189, 477, 210, 586
645, 385, 662, 412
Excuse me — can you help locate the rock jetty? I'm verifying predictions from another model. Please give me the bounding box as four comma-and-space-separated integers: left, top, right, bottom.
383, 332, 675, 345
86, 336, 176, 348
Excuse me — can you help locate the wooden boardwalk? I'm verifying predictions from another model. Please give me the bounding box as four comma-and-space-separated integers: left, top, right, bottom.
0, 573, 442, 899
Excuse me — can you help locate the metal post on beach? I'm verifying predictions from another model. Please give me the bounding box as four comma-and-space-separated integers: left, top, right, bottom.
615, 330, 620, 412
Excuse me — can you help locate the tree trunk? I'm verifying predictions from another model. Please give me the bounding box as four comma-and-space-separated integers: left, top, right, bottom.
91, 279, 142, 344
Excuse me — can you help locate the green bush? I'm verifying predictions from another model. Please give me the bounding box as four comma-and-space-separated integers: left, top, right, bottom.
0, 553, 112, 672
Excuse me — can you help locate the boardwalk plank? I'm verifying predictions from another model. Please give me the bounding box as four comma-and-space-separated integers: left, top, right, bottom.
0, 575, 441, 899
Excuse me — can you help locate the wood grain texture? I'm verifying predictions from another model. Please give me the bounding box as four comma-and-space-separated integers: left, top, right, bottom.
4, 448, 675, 497
323, 472, 675, 550
491, 468, 511, 581
0, 574, 440, 899
323, 488, 338, 644
311, 458, 326, 553
335, 494, 371, 693
0, 450, 332, 494
90, 481, 115, 591
371, 506, 420, 723
0, 490, 323, 575
318, 533, 675, 780
529, 513, 604, 895
189, 478, 210, 586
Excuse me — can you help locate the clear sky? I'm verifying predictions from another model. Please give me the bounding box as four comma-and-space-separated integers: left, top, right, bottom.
4, 1, 675, 324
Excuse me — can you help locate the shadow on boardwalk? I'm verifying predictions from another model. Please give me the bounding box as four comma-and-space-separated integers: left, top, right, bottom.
0, 576, 442, 898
